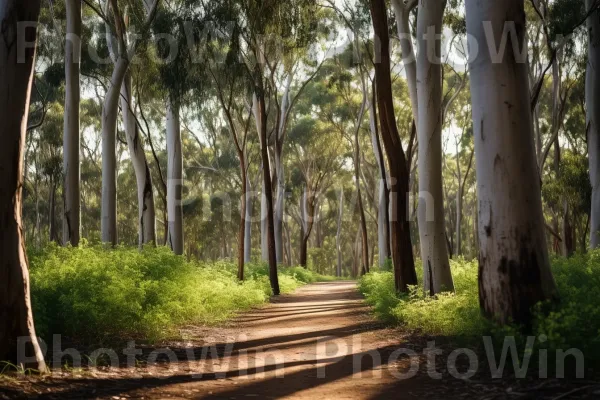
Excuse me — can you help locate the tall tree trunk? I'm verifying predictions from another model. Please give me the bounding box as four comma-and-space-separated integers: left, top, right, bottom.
369, 0, 418, 292
237, 156, 247, 280
0, 0, 47, 371
587, 0, 600, 248
120, 71, 156, 248
49, 177, 58, 243
417, 0, 454, 294
62, 0, 81, 246
254, 89, 280, 295
166, 98, 184, 255
336, 189, 344, 277
244, 173, 252, 264
101, 58, 129, 246
465, 0, 558, 325
391, 0, 418, 126
369, 94, 391, 267
355, 125, 369, 276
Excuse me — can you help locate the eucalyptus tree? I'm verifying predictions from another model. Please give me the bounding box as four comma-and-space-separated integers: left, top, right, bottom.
369, 0, 417, 292
63, 0, 82, 246
218, 0, 319, 293
0, 0, 48, 372
289, 118, 342, 267
100, 0, 160, 246
586, 0, 600, 247
465, 0, 558, 325
416, 0, 454, 294
208, 44, 254, 279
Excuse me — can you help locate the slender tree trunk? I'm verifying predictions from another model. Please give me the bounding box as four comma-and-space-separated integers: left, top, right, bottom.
456, 185, 463, 256
417, 0, 454, 294
63, 0, 81, 246
0, 0, 47, 371
244, 172, 252, 264
254, 89, 280, 295
166, 98, 184, 255
101, 58, 129, 246
237, 156, 247, 280
120, 71, 156, 248
49, 177, 58, 243
369, 95, 391, 267
391, 0, 418, 126
587, 0, 600, 248
465, 0, 558, 325
336, 189, 344, 277
370, 0, 418, 292
355, 129, 369, 275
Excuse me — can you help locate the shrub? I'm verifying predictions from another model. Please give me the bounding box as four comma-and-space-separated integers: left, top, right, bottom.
29, 244, 331, 344
359, 253, 600, 362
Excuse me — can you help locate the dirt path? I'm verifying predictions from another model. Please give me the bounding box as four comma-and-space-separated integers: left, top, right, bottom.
1, 282, 597, 399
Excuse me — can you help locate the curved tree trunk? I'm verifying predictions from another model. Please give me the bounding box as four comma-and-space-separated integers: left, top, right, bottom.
587, 0, 600, 248
416, 0, 454, 294
101, 58, 129, 246
0, 0, 47, 371
62, 0, 81, 246
465, 0, 558, 325
120, 71, 156, 248
166, 98, 184, 255
369, 0, 418, 292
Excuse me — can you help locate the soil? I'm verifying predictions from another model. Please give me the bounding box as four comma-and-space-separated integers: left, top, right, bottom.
0, 281, 597, 399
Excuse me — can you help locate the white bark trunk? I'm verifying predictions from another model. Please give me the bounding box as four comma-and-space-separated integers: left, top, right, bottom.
63, 0, 81, 246
369, 100, 390, 267
101, 58, 129, 245
391, 0, 418, 126
466, 0, 557, 324
587, 0, 600, 248
274, 74, 293, 264
120, 71, 156, 248
166, 99, 184, 255
416, 0, 454, 294
0, 0, 47, 371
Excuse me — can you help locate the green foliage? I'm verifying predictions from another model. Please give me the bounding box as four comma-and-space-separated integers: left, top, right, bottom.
360, 255, 600, 362
29, 244, 331, 344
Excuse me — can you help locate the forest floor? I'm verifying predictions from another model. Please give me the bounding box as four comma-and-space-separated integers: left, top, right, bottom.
1, 281, 598, 399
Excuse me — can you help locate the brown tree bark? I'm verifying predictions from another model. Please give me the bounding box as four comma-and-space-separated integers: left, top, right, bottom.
0, 0, 47, 372
255, 82, 280, 295
369, 0, 417, 292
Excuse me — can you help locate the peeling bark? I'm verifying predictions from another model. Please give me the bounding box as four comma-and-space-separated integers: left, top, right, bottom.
466, 0, 558, 325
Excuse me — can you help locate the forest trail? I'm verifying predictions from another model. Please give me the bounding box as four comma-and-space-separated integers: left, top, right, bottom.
3, 282, 592, 399
2, 282, 455, 399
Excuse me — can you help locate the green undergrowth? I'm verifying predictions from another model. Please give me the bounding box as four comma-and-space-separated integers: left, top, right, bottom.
359, 253, 600, 363
29, 243, 333, 344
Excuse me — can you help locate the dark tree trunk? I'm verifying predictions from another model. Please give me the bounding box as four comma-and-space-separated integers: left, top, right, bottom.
369, 0, 417, 292
238, 156, 247, 281
299, 235, 309, 268
0, 0, 47, 372
255, 83, 280, 295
